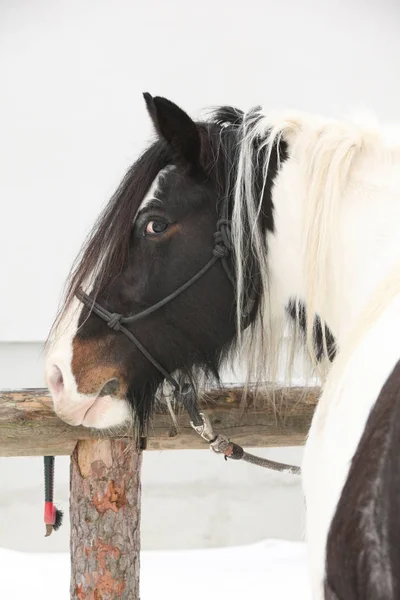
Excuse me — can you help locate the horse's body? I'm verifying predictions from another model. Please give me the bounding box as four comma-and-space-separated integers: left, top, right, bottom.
305, 301, 400, 598
45, 96, 400, 598
234, 109, 400, 597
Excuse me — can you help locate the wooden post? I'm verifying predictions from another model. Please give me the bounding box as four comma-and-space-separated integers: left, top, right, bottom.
70, 439, 142, 600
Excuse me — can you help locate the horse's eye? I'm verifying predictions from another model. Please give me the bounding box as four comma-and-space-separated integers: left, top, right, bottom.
145, 220, 168, 235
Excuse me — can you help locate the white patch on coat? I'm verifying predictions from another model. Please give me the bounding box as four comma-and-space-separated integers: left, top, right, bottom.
137, 165, 174, 213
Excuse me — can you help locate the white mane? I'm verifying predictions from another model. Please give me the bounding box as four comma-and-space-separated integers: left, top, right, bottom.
231, 106, 400, 388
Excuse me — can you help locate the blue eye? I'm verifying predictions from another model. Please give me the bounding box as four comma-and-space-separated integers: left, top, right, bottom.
145, 220, 168, 235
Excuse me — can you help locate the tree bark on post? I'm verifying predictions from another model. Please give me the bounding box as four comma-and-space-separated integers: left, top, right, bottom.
70, 439, 142, 600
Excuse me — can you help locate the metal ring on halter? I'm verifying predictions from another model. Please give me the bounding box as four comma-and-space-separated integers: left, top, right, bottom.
189, 412, 216, 443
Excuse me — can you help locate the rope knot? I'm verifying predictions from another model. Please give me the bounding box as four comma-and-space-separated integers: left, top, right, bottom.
216, 220, 233, 250
213, 229, 231, 258
213, 244, 229, 258
107, 313, 123, 331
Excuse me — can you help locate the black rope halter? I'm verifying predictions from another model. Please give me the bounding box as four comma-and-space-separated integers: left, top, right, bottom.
75, 217, 245, 422
75, 211, 300, 474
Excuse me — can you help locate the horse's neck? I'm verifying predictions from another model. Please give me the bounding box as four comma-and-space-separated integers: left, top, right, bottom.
267, 136, 400, 348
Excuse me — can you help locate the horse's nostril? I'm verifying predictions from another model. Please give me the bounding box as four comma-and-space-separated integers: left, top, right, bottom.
48, 365, 64, 398
99, 378, 120, 397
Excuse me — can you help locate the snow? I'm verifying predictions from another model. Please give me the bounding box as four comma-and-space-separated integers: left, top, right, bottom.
0, 539, 311, 599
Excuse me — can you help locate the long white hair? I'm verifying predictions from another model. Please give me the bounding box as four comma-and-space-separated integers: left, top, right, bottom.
230, 108, 370, 389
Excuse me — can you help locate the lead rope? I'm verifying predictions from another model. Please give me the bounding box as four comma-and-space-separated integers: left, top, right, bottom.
181, 389, 301, 475
44, 456, 64, 537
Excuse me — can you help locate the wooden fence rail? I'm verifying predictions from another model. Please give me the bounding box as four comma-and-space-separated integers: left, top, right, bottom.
0, 386, 318, 599
0, 386, 319, 456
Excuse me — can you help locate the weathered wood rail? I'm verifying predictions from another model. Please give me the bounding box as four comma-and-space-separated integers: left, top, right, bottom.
0, 386, 319, 456
0, 386, 318, 599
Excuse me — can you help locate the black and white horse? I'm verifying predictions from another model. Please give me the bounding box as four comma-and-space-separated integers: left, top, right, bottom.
45, 94, 400, 599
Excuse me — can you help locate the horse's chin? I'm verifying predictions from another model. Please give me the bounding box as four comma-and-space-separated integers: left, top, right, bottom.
81, 395, 131, 429
54, 394, 131, 430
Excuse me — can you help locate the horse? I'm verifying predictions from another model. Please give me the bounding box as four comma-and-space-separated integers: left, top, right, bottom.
45, 93, 400, 599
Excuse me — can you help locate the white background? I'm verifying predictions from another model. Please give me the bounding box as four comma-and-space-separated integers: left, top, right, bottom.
1, 0, 400, 341
0, 0, 399, 554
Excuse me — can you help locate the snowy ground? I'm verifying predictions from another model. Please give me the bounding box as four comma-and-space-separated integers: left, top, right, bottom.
0, 539, 310, 599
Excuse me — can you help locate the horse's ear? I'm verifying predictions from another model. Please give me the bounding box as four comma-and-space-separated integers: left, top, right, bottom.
143, 93, 201, 167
